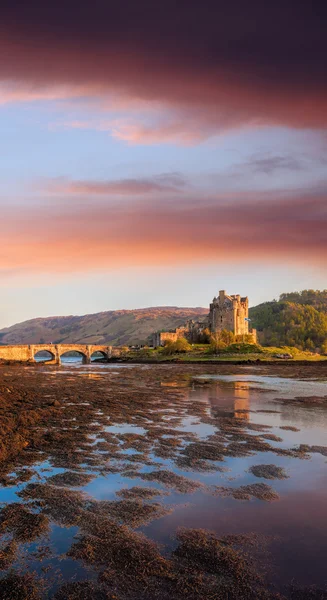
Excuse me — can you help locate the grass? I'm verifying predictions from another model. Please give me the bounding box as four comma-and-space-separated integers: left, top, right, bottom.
124, 344, 327, 363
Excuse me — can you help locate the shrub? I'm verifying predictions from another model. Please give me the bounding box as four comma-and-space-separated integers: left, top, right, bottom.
211, 330, 235, 345
222, 343, 263, 354
161, 338, 191, 355
265, 346, 310, 358
208, 340, 227, 354
209, 330, 235, 354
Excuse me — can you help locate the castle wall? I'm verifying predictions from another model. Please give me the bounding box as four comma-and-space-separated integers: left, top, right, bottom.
159, 332, 179, 344
152, 326, 189, 347
209, 291, 249, 337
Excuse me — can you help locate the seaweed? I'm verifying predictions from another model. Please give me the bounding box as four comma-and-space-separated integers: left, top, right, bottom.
18, 483, 87, 526
46, 471, 94, 487
213, 482, 280, 502
140, 470, 204, 494
0, 541, 18, 570
0, 572, 41, 600
116, 486, 169, 499
249, 464, 289, 480
297, 445, 327, 457
0, 503, 49, 542
89, 498, 172, 527
279, 426, 300, 432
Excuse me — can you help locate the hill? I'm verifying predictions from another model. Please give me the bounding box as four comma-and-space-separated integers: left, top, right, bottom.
0, 307, 208, 347
1, 290, 327, 352
249, 290, 327, 352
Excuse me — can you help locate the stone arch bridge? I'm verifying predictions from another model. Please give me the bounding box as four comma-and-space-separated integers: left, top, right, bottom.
0, 344, 127, 365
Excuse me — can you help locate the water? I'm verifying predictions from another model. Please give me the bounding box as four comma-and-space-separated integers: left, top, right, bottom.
35, 354, 99, 364
0, 363, 326, 597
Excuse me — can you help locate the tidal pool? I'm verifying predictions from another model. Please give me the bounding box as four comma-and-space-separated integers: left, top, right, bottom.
0, 363, 326, 599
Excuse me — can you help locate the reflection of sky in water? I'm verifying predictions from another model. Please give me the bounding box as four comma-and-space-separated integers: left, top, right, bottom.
193, 374, 327, 442
1, 366, 327, 590
144, 372, 327, 587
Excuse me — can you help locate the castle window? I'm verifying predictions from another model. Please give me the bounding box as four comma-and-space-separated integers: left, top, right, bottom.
221, 316, 223, 323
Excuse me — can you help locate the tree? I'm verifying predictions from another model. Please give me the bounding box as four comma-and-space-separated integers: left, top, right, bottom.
249, 294, 327, 351
209, 330, 235, 354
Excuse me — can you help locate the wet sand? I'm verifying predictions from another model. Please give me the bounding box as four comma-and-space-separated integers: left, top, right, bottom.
0, 362, 327, 599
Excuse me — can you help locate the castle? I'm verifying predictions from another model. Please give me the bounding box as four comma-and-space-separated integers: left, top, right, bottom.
209, 290, 250, 337
152, 290, 256, 346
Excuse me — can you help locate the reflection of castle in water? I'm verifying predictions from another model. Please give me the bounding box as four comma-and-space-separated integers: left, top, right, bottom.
188, 380, 250, 420
233, 382, 250, 419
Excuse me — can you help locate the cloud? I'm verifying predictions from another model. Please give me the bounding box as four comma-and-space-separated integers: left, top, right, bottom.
42, 173, 187, 195
110, 119, 210, 146
50, 116, 212, 145
1, 185, 326, 275
243, 154, 306, 175
0, 84, 83, 106
0, 1, 326, 142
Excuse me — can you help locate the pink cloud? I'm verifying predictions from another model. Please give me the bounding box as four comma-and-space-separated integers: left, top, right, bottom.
110, 120, 209, 146
42, 174, 187, 195
1, 187, 326, 275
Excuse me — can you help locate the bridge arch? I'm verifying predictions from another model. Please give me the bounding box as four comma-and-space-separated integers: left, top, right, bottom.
58, 344, 91, 364
59, 350, 88, 364
33, 349, 56, 363
32, 345, 57, 363
90, 350, 108, 362
89, 345, 112, 362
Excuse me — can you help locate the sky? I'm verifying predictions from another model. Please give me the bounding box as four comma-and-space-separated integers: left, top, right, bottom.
0, 0, 326, 327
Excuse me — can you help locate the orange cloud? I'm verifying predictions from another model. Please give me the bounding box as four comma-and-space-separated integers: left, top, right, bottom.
1, 188, 326, 276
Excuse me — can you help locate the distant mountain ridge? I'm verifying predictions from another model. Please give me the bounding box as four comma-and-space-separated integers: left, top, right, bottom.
0, 307, 208, 346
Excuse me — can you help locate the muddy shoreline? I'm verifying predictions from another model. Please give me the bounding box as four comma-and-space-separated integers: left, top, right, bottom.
0, 363, 326, 599
2, 358, 327, 367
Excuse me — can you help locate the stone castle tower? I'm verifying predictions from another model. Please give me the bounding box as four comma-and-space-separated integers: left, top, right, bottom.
152, 289, 256, 346
209, 290, 250, 337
